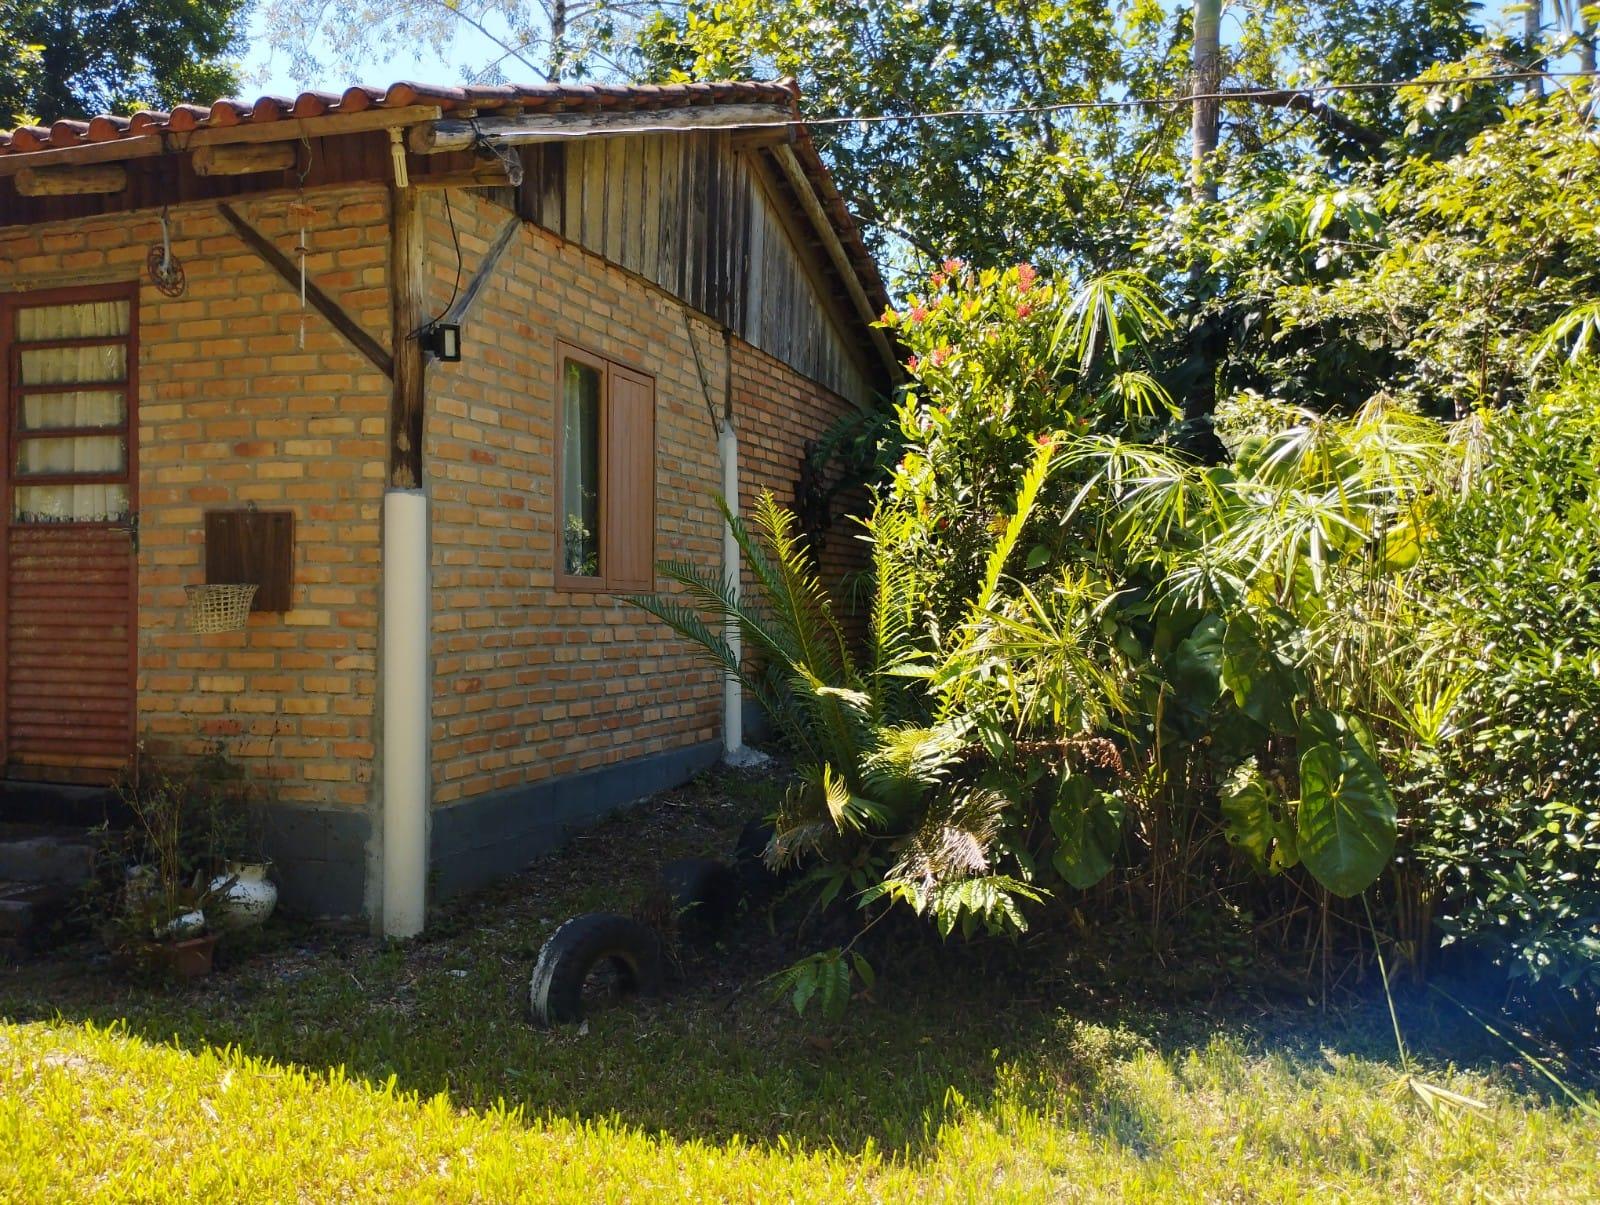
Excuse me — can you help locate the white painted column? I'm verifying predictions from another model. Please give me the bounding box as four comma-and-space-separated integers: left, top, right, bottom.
719, 419, 745, 758
381, 488, 430, 938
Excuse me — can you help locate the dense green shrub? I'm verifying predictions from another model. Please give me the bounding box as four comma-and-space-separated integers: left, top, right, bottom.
632, 73, 1600, 1015
1411, 381, 1600, 994
1153, 75, 1600, 420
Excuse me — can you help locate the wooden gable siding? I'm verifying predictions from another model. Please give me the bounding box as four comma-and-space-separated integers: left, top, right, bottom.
516, 134, 873, 407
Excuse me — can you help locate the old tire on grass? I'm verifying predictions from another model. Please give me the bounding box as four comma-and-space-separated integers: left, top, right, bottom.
527, 912, 663, 1027
733, 817, 792, 895
658, 857, 742, 941
734, 818, 776, 866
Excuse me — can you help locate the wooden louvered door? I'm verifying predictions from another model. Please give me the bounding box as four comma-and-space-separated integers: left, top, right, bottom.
0, 285, 139, 783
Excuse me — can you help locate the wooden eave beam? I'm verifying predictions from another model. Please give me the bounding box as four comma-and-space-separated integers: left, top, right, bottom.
742, 149, 879, 410
216, 202, 394, 380
192, 142, 298, 176
0, 105, 443, 179
409, 103, 793, 154
15, 164, 127, 195
411, 161, 515, 190
767, 143, 899, 386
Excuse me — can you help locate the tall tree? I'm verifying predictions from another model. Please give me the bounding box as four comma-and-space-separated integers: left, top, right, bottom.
1190, 0, 1222, 202
633, 0, 1173, 274
636, 0, 1488, 281
0, 11, 43, 126
1525, 0, 1544, 98
0, 0, 246, 126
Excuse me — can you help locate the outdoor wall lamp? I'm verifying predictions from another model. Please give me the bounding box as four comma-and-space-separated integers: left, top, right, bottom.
421, 322, 462, 362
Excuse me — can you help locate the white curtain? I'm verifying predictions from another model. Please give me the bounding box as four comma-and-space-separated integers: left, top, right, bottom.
13, 301, 130, 524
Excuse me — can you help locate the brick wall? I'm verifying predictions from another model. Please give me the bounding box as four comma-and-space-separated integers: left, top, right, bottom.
730, 339, 873, 610
422, 190, 872, 805
423, 192, 720, 804
0, 187, 390, 805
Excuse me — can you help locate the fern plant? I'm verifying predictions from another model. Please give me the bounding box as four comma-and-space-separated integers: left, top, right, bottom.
627, 440, 1101, 970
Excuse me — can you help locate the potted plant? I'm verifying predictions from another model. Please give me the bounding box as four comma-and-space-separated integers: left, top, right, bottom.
109, 761, 220, 979
94, 745, 282, 976
190, 747, 278, 932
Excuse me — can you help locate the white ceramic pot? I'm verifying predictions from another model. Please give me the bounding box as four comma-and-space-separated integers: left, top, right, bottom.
208, 861, 278, 931
156, 908, 206, 940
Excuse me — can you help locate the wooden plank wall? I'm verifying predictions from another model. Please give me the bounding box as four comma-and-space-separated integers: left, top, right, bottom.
517, 134, 873, 406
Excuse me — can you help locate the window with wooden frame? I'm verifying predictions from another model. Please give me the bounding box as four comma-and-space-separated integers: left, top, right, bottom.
6, 287, 137, 526
555, 343, 656, 592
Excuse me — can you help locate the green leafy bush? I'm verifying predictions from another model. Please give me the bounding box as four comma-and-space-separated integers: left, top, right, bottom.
1411, 381, 1600, 994
637, 198, 1600, 1014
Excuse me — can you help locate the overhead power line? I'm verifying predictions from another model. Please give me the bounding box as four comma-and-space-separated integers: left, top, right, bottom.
499, 69, 1599, 139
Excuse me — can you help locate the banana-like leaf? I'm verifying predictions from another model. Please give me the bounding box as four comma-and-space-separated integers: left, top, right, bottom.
1296, 708, 1398, 897
1220, 612, 1307, 733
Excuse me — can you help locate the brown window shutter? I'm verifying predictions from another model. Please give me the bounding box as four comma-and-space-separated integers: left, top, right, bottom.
604, 365, 655, 591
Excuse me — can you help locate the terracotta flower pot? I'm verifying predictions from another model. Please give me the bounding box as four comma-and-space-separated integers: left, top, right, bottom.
160, 932, 218, 979
120, 932, 218, 980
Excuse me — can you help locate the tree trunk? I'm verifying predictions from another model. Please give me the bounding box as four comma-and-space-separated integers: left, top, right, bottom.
1191, 0, 1222, 203
1582, 4, 1597, 77
1525, 0, 1544, 99
548, 0, 569, 81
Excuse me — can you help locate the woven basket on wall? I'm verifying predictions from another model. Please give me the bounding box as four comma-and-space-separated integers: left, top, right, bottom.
184, 583, 259, 634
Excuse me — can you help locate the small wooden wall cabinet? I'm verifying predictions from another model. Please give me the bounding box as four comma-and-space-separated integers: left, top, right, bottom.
203, 509, 294, 612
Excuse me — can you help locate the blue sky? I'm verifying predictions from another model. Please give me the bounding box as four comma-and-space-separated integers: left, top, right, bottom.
240, 2, 1560, 98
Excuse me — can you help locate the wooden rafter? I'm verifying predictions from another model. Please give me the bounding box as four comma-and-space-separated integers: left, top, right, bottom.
767, 144, 899, 383
14, 165, 126, 195
216, 202, 395, 380
440, 215, 523, 332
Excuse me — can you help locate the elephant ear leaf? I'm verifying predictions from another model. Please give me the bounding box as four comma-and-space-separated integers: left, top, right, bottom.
1167, 613, 1226, 712
1049, 773, 1125, 889
1220, 763, 1285, 874
1220, 614, 1306, 733
1295, 708, 1397, 897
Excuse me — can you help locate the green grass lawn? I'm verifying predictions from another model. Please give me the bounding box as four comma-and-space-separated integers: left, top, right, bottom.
3, 769, 1596, 1202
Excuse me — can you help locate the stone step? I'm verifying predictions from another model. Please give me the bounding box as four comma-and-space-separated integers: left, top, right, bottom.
0, 880, 80, 954
0, 828, 102, 886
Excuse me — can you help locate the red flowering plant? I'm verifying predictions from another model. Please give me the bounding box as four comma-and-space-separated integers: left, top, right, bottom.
877, 263, 1179, 633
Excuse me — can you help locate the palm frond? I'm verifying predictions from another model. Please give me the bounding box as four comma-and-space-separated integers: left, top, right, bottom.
643, 557, 795, 673
861, 722, 964, 811
969, 436, 1057, 623
1051, 270, 1172, 376
889, 785, 1011, 894
622, 591, 743, 682
740, 493, 857, 687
